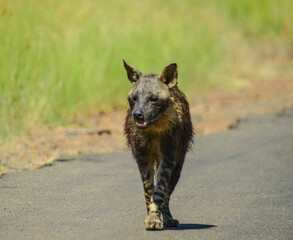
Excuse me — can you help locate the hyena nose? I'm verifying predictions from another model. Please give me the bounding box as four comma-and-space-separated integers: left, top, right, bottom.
133, 110, 144, 122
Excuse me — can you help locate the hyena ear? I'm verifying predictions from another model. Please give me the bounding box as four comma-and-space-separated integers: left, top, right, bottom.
122, 59, 142, 84
159, 63, 178, 88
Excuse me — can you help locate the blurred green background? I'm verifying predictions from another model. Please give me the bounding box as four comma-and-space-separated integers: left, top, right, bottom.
0, 0, 292, 141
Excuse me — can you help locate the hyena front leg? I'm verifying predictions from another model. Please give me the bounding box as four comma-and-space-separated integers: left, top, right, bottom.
135, 157, 158, 229
145, 158, 176, 230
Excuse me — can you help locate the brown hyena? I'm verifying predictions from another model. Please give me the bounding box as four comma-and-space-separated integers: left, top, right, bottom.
123, 59, 193, 230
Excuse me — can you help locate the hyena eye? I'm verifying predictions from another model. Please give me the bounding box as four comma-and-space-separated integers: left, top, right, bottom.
150, 96, 158, 102
132, 95, 137, 101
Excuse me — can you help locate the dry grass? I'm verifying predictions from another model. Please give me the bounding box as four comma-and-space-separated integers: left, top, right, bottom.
0, 0, 292, 140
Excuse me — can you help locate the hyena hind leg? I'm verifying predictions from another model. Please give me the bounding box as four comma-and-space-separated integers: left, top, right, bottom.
162, 195, 179, 227
162, 164, 184, 227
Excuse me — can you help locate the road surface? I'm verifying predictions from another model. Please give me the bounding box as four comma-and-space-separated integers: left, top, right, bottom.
1, 111, 293, 239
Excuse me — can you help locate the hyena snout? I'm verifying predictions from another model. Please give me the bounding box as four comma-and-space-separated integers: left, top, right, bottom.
133, 110, 144, 122
132, 108, 151, 129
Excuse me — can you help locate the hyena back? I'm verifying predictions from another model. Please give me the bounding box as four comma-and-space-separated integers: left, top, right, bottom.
123, 59, 193, 230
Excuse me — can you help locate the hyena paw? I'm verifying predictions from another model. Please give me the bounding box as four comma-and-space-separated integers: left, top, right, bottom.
144, 213, 163, 231
163, 217, 179, 227
163, 214, 179, 227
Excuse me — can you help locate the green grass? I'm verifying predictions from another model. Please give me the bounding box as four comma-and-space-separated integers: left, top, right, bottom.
0, 0, 292, 140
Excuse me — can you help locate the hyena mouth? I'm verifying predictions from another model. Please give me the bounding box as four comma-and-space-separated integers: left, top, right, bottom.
135, 116, 157, 129
135, 121, 149, 129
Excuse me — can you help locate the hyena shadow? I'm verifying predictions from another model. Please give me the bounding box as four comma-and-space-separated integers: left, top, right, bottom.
166, 223, 217, 231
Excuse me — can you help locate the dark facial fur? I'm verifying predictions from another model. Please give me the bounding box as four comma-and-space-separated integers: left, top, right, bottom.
127, 75, 171, 129
123, 59, 194, 230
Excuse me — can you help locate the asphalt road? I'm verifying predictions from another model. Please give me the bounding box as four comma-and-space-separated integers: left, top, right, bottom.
1, 111, 293, 240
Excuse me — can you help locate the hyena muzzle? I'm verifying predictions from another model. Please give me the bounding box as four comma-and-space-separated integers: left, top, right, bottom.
123, 59, 193, 230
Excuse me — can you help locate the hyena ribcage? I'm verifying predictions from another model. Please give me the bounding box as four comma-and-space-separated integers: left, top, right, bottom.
123, 59, 193, 230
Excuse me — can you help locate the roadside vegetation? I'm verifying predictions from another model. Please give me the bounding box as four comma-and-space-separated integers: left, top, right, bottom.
0, 0, 292, 141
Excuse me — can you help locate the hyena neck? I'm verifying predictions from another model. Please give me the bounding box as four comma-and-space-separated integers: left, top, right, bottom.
144, 106, 178, 136
141, 88, 186, 136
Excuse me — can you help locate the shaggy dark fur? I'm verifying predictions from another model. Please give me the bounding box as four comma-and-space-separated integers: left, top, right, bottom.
123, 59, 193, 230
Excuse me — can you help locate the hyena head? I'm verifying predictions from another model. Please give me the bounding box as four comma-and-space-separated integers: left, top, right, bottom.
123, 59, 178, 129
